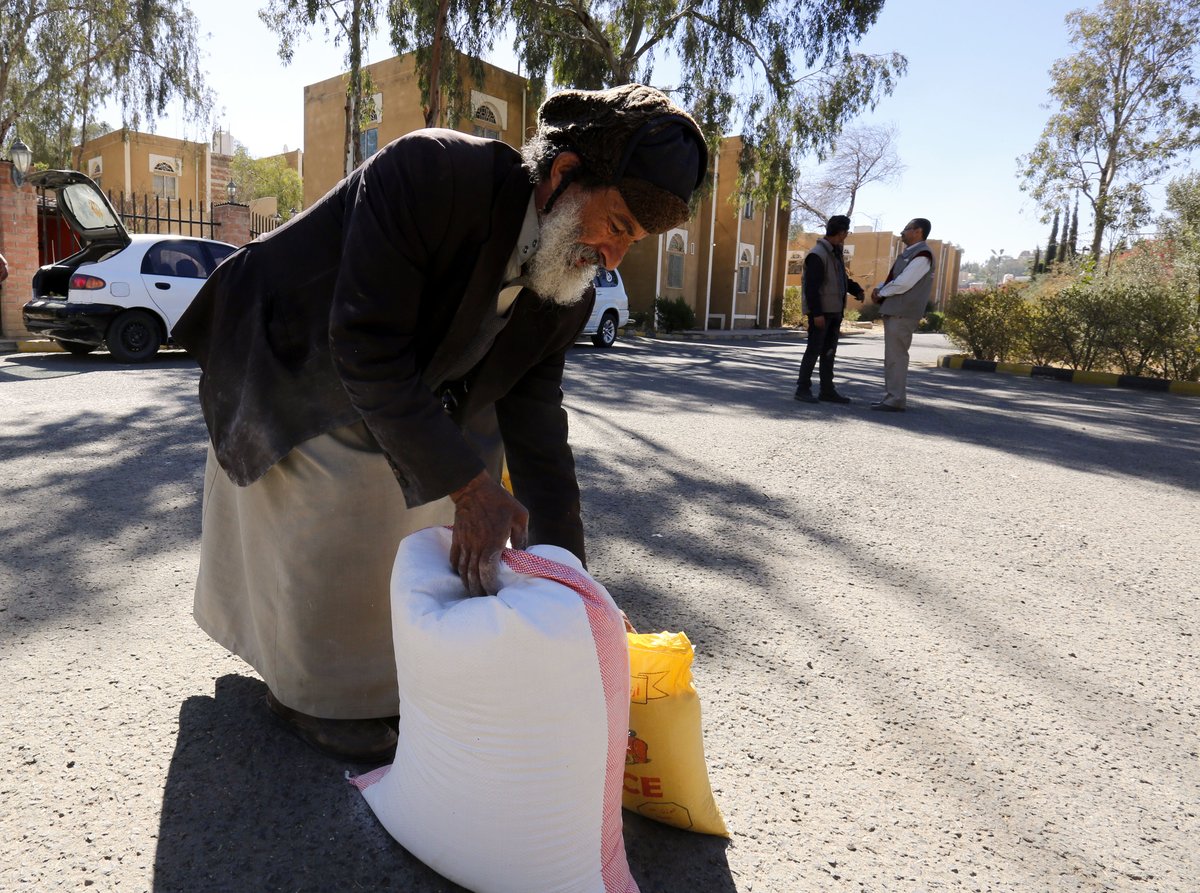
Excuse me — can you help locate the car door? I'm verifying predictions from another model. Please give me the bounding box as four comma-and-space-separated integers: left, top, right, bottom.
140, 240, 214, 331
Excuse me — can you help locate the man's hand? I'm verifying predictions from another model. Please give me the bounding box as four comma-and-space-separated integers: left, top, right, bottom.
810, 314, 826, 329
449, 471, 529, 596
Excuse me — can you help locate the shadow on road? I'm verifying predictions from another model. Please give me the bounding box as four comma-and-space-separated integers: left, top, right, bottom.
153, 675, 735, 893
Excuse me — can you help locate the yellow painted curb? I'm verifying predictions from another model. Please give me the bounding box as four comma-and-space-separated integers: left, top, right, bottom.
1072, 370, 1120, 387
17, 340, 64, 353
1169, 380, 1200, 396
996, 362, 1031, 376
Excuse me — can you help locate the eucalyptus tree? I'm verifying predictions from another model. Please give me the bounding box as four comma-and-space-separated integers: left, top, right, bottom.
0, 0, 210, 161
1019, 0, 1200, 261
386, 0, 507, 129
260, 0, 386, 177
506, 0, 906, 200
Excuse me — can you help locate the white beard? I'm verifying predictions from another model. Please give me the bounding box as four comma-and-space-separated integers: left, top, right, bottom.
526, 193, 601, 306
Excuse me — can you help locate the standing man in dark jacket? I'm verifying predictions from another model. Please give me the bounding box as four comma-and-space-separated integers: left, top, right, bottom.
172, 84, 707, 761
794, 215, 864, 404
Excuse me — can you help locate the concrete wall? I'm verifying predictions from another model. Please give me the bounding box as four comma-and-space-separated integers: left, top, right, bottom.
76, 130, 218, 207
303, 51, 535, 206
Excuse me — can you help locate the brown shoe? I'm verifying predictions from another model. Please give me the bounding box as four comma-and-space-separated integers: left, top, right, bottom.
265, 690, 397, 763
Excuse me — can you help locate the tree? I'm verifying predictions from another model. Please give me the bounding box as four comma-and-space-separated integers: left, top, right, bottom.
1032, 246, 1043, 275
790, 123, 904, 227
261, 0, 384, 177
386, 0, 506, 129
1065, 194, 1080, 259
1161, 170, 1200, 292
1019, 0, 1200, 262
0, 0, 210, 162
1045, 209, 1061, 268
229, 145, 305, 218
506, 0, 906, 199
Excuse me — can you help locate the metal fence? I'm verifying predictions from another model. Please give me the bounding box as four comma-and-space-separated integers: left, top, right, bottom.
107, 191, 220, 239
250, 210, 284, 240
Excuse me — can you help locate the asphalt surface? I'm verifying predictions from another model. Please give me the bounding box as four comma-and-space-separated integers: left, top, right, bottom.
1, 331, 1197, 892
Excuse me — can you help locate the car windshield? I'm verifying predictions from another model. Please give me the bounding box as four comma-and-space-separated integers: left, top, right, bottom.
59, 183, 121, 232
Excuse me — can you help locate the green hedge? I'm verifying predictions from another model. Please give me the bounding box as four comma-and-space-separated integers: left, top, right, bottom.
944, 252, 1200, 380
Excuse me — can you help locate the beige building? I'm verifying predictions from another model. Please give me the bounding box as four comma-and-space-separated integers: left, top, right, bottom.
786, 227, 963, 313
619, 135, 790, 329
75, 129, 234, 207
303, 52, 536, 206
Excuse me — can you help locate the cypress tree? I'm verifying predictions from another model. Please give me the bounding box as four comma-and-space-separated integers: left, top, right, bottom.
1066, 195, 1080, 258
1032, 246, 1042, 275
1045, 209, 1061, 268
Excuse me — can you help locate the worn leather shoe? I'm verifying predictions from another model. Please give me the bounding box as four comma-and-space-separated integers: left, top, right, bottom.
794, 389, 819, 403
870, 401, 905, 412
266, 689, 398, 763
818, 391, 851, 404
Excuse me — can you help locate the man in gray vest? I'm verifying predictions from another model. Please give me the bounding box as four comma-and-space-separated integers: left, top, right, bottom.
794, 214, 865, 404
870, 218, 935, 412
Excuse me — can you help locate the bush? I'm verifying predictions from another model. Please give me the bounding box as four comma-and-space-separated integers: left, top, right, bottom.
919, 311, 944, 332
844, 307, 861, 323
629, 310, 652, 328
857, 300, 881, 322
944, 285, 1030, 361
654, 296, 697, 333
781, 286, 804, 327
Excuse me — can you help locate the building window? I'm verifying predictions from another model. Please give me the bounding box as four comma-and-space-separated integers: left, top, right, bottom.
472, 103, 501, 140
786, 252, 803, 275
666, 232, 685, 288
151, 161, 178, 199
737, 248, 752, 293
360, 127, 379, 159
743, 198, 754, 219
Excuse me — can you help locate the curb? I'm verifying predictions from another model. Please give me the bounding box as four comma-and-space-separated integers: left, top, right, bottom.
0, 339, 64, 354
938, 354, 1200, 397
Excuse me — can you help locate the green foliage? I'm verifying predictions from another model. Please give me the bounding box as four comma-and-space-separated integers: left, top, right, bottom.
844, 308, 861, 323
229, 147, 304, 217
507, 0, 907, 202
919, 311, 944, 333
948, 250, 1200, 380
654, 296, 697, 333
1018, 0, 1200, 260
782, 286, 804, 327
944, 285, 1032, 362
0, 0, 211, 159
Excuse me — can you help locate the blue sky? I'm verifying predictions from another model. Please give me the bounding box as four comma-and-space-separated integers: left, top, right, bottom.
132, 0, 1194, 264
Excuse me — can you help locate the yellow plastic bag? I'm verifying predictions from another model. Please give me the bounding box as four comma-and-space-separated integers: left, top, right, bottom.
623, 631, 729, 836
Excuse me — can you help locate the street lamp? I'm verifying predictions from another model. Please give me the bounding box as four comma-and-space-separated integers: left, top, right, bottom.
226, 179, 238, 203
7, 137, 32, 187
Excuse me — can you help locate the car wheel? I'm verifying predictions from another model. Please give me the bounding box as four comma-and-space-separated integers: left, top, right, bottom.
106, 310, 162, 363
592, 311, 619, 348
55, 339, 98, 355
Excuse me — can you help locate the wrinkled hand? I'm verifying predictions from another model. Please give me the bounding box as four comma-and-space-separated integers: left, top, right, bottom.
449, 471, 529, 596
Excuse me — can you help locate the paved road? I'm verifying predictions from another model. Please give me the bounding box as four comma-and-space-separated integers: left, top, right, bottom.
1, 332, 1196, 892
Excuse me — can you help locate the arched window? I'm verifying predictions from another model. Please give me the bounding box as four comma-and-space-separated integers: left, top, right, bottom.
473, 104, 501, 140
152, 160, 178, 200
737, 248, 752, 294
667, 232, 686, 288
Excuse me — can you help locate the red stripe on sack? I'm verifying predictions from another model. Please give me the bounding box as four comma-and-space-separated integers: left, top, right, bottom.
348, 765, 390, 791
501, 549, 639, 893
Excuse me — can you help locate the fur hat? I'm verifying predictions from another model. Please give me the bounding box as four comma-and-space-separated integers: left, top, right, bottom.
534, 84, 708, 233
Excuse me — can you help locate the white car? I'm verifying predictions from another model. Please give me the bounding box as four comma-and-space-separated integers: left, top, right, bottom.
21, 170, 236, 362
581, 268, 630, 348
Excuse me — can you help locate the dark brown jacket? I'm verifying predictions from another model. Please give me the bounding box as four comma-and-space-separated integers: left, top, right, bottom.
172, 129, 593, 559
